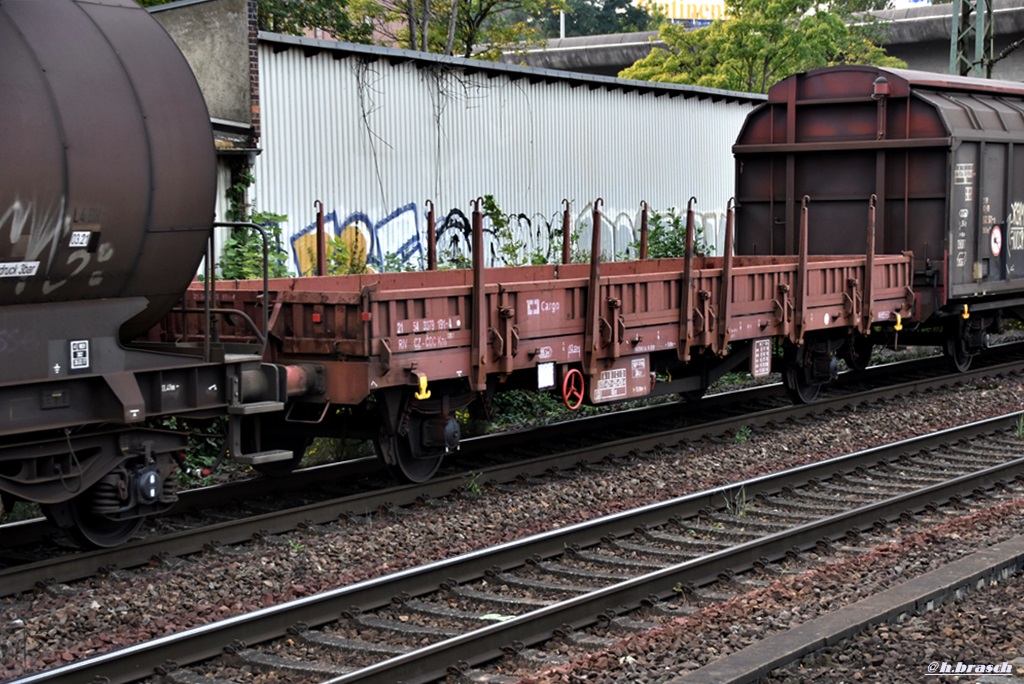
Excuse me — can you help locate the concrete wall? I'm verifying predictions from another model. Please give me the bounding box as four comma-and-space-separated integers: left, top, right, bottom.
150, 0, 252, 125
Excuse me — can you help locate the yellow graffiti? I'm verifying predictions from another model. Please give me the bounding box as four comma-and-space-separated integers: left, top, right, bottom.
294, 223, 372, 276
648, 0, 728, 21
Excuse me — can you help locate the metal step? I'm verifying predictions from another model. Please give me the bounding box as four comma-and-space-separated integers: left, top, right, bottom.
227, 401, 285, 415
234, 449, 292, 465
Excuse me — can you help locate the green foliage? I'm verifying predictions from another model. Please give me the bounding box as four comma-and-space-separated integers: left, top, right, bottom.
360, 0, 565, 59
489, 389, 577, 429
528, 0, 664, 39
219, 211, 292, 280
380, 252, 417, 273
483, 195, 528, 266
160, 416, 225, 486
439, 250, 473, 270
218, 162, 291, 280
635, 208, 711, 258
226, 166, 255, 223
734, 424, 753, 442
310, 233, 373, 276
327, 235, 355, 275
724, 486, 750, 517
619, 0, 905, 93
258, 0, 372, 41
2, 501, 41, 523
463, 471, 484, 495
138, 0, 374, 43
568, 222, 591, 264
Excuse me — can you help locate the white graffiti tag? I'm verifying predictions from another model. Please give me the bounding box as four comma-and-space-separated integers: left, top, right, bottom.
1008, 202, 1024, 254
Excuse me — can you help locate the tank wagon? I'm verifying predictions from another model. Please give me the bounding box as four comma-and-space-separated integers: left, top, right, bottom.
735, 65, 1024, 386
0, 0, 319, 547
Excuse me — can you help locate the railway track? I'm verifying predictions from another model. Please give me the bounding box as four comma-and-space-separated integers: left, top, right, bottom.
2, 348, 1023, 599
16, 412, 1024, 683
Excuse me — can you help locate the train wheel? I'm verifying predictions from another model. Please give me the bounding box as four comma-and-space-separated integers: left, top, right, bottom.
378, 410, 460, 484
783, 364, 822, 403
943, 324, 973, 372
375, 387, 461, 484
782, 343, 826, 404
378, 413, 445, 484
841, 335, 873, 372
43, 492, 144, 549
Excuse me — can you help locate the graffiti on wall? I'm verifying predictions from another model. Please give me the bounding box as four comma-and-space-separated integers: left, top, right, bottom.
289, 200, 727, 275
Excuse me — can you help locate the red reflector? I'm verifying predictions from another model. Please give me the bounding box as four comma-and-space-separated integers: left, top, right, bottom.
361, 312, 372, 321
312, 313, 322, 323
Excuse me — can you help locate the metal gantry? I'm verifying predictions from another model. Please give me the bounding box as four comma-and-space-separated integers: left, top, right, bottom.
950, 0, 994, 77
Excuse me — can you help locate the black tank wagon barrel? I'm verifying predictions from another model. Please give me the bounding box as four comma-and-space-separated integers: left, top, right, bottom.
0, 0, 317, 547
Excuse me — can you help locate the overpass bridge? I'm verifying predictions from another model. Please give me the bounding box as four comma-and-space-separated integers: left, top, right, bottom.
502, 0, 1024, 80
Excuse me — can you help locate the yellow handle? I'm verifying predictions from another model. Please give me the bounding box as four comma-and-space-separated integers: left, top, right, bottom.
414, 375, 431, 400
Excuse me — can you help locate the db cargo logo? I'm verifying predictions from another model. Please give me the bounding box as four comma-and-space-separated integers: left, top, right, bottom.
526, 299, 561, 316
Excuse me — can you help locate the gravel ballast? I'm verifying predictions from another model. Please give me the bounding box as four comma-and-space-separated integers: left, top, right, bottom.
3, 375, 1024, 682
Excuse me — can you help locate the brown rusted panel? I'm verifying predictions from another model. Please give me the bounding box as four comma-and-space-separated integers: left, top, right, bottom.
735, 65, 1024, 315
166, 247, 915, 409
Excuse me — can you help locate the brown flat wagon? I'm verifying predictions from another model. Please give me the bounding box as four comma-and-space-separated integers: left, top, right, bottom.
163, 199, 915, 481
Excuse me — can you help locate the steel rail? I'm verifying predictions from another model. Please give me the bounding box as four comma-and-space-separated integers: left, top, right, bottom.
2, 352, 1022, 599
3, 340, 1019, 551
14, 411, 1024, 684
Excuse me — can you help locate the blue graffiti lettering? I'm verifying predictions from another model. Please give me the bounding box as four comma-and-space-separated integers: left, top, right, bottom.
287, 201, 727, 274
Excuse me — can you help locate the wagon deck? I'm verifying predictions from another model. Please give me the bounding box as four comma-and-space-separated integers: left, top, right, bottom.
166, 201, 914, 408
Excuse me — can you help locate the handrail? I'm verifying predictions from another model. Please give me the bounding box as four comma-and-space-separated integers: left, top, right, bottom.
212, 221, 272, 357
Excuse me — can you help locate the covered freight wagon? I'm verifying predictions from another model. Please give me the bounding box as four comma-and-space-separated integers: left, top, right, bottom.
733, 65, 1024, 369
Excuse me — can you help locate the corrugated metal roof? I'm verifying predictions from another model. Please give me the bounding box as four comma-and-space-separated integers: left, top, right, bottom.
259, 32, 765, 106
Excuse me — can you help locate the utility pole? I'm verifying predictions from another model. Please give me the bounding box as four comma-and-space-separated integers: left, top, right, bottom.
949, 0, 994, 77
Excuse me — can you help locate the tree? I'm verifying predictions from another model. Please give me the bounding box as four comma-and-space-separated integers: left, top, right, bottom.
359, 0, 566, 59
526, 0, 664, 39
137, 0, 373, 43
257, 0, 372, 41
619, 0, 905, 94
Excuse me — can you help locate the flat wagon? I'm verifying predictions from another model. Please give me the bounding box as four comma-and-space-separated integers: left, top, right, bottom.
163, 200, 915, 481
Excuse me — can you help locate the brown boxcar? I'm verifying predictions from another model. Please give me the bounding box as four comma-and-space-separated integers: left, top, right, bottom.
734, 66, 1024, 368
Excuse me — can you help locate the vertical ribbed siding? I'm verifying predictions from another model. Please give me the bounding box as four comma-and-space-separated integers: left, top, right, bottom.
255, 43, 755, 269
201, 159, 237, 276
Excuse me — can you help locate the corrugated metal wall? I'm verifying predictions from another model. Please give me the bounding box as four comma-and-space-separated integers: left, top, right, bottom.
254, 37, 760, 273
